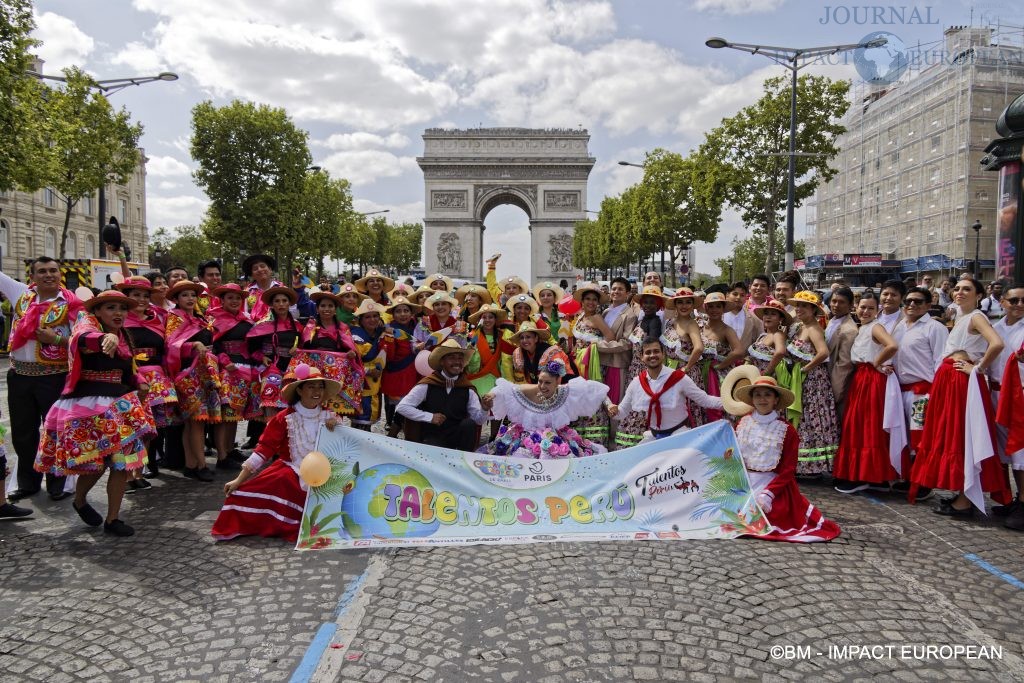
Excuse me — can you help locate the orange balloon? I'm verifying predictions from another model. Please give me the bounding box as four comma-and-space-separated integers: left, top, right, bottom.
299, 451, 331, 487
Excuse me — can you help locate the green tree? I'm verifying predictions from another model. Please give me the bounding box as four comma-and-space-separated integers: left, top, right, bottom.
299, 170, 358, 276
699, 74, 849, 273
0, 0, 47, 191
34, 67, 143, 258
149, 225, 220, 275
383, 221, 423, 274
190, 100, 312, 256
632, 148, 727, 286
713, 228, 806, 283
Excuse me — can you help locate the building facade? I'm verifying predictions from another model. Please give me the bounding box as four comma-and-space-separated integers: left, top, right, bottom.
805, 24, 1024, 283
0, 153, 148, 276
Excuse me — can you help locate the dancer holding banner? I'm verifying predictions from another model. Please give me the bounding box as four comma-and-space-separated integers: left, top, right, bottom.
611, 337, 724, 448
726, 374, 841, 543
212, 364, 341, 543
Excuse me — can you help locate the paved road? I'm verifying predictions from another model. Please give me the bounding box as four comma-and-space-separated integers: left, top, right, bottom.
2, 361, 1023, 681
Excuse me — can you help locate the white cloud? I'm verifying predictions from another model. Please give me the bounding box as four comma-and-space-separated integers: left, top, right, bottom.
157, 180, 181, 191
108, 40, 167, 72
692, 0, 787, 14
353, 199, 425, 226
321, 150, 418, 186
147, 155, 192, 177
32, 12, 95, 72
147, 194, 208, 229
318, 132, 411, 152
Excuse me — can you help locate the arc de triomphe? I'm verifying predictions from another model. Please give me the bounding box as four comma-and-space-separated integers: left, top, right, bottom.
417, 128, 595, 282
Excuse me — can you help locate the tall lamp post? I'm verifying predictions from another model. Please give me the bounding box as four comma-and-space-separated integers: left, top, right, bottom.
705, 36, 886, 272
30, 70, 178, 259
972, 219, 983, 278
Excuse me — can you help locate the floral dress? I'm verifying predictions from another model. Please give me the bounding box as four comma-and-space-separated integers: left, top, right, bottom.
747, 333, 777, 374
479, 378, 609, 458
784, 331, 839, 475
569, 313, 611, 447
661, 322, 707, 427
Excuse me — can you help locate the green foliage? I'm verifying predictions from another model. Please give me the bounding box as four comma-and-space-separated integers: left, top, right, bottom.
33, 67, 144, 258
190, 99, 312, 254
148, 225, 222, 276
0, 0, 46, 192
713, 230, 806, 282
699, 74, 849, 272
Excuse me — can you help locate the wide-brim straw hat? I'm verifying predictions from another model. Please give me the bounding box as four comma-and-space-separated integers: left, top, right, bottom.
353, 299, 386, 318
638, 285, 669, 309
788, 291, 828, 316
385, 295, 422, 315
310, 291, 344, 307
242, 254, 277, 276
354, 269, 395, 293
671, 287, 696, 302
720, 365, 760, 417
504, 293, 539, 316
411, 285, 435, 305
427, 339, 473, 371
115, 275, 152, 293
532, 280, 565, 302
167, 280, 204, 300
468, 303, 507, 326
702, 292, 728, 309
498, 275, 530, 294
336, 283, 368, 302
389, 283, 416, 300
753, 300, 793, 326
212, 283, 245, 298
280, 363, 342, 404
426, 292, 458, 309
455, 283, 492, 305
425, 273, 454, 292
260, 285, 298, 305
83, 289, 133, 312
510, 320, 551, 344
734, 374, 795, 411
572, 283, 610, 305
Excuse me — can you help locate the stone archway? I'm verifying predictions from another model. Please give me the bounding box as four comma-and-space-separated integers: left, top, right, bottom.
417, 128, 594, 282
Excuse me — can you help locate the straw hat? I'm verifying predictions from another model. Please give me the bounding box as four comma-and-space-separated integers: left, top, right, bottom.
637, 285, 669, 309
509, 320, 551, 344
280, 363, 341, 404
572, 282, 610, 305
752, 300, 793, 326
424, 273, 454, 292
310, 290, 344, 307
455, 283, 492, 305
532, 280, 565, 302
242, 254, 276, 276
734, 374, 795, 411
426, 292, 458, 309
115, 275, 152, 292
468, 303, 507, 326
702, 292, 728, 308
385, 295, 422, 315
167, 280, 204, 300
336, 283, 368, 302
498, 275, 530, 295
788, 290, 828, 315
720, 365, 761, 417
260, 285, 298, 305
212, 283, 245, 298
353, 299, 386, 319
671, 287, 696, 302
504, 293, 539, 316
354, 268, 396, 293
389, 283, 415, 300
411, 285, 435, 305
83, 289, 133, 312
427, 339, 472, 371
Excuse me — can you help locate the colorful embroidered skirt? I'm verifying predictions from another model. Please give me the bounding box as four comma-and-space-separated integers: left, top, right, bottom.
175, 353, 223, 422
139, 364, 179, 428
258, 365, 286, 412
287, 350, 365, 414
478, 423, 605, 459
36, 392, 155, 475
221, 362, 262, 421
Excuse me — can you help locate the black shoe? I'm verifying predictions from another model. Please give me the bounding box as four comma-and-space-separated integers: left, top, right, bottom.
933, 500, 974, 518
103, 519, 135, 537
834, 480, 870, 494
49, 490, 72, 501
8, 488, 39, 502
992, 500, 1022, 517
204, 447, 217, 459
73, 501, 104, 527
145, 461, 160, 477
216, 459, 242, 471
0, 503, 33, 519
1005, 506, 1024, 531
183, 467, 198, 479
125, 479, 152, 494
227, 448, 247, 464
195, 467, 215, 482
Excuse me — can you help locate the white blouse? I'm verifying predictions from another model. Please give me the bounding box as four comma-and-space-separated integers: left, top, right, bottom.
488, 377, 608, 431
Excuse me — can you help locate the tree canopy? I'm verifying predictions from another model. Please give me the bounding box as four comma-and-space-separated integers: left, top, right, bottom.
0, 0, 46, 192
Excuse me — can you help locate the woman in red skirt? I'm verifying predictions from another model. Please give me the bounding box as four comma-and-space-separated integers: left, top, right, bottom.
832, 293, 899, 493
911, 276, 1010, 515
212, 364, 341, 543
381, 295, 422, 437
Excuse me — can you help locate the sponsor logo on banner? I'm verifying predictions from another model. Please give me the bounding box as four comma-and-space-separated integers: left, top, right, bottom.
463, 453, 569, 489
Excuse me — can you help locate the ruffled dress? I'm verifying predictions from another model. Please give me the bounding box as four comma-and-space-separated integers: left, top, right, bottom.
125, 308, 178, 427
479, 378, 609, 459
211, 308, 260, 421
662, 323, 706, 427
784, 333, 839, 475
569, 314, 610, 446
165, 310, 221, 422
747, 333, 777, 375
246, 314, 302, 412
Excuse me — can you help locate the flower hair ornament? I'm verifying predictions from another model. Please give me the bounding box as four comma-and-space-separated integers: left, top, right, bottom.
543, 358, 567, 378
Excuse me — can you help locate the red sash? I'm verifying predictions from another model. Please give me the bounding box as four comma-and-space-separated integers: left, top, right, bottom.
996, 345, 1024, 454
900, 380, 932, 395
9, 287, 82, 351
638, 368, 686, 429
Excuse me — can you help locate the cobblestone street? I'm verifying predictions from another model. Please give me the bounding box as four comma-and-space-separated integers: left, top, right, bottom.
2, 359, 1024, 682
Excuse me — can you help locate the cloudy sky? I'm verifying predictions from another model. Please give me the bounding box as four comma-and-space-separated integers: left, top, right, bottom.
31, 0, 1008, 279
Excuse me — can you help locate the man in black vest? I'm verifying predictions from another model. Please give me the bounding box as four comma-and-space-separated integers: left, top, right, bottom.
397, 340, 491, 450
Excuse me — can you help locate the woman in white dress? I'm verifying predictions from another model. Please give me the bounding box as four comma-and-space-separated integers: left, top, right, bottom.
478, 357, 610, 459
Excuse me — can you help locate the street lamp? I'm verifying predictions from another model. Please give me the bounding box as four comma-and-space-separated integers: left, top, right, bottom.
618, 161, 644, 168
306, 165, 322, 172
972, 219, 983, 278
705, 36, 886, 272
30, 68, 178, 259
359, 209, 390, 217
